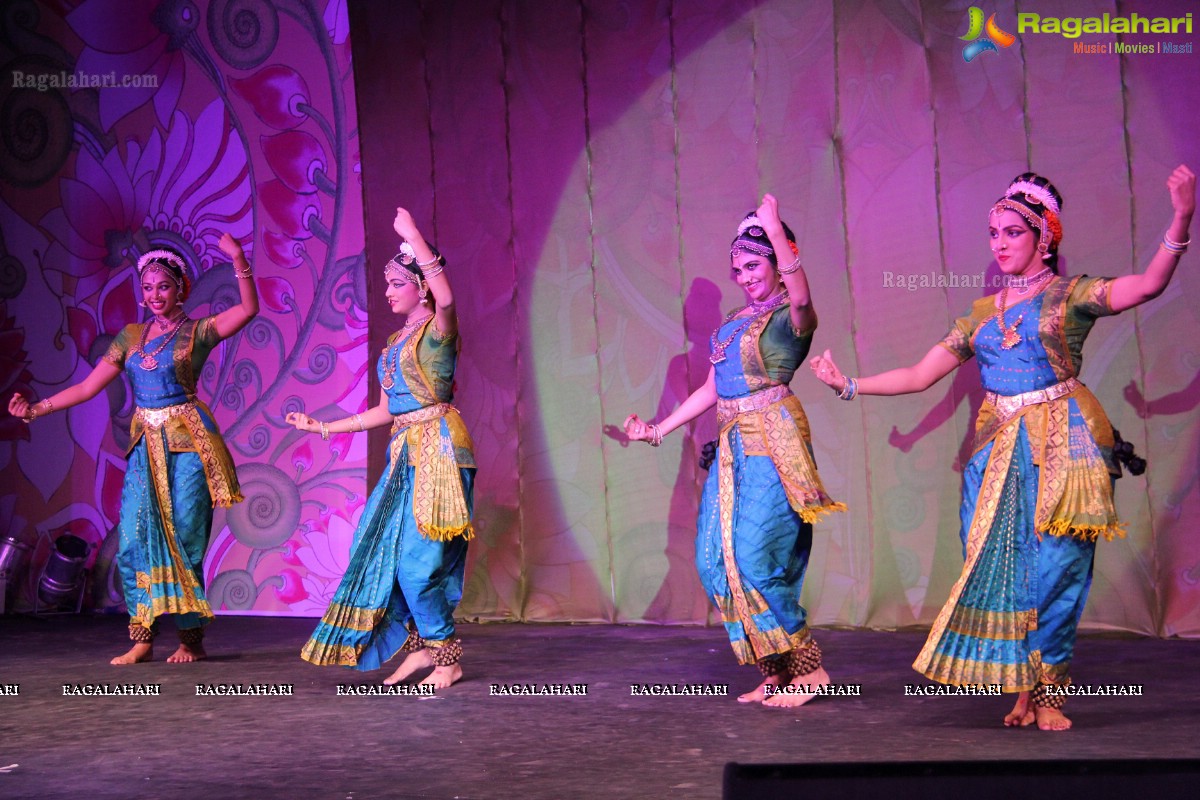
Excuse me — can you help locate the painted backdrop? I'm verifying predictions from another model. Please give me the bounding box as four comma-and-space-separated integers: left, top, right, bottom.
0, 0, 367, 617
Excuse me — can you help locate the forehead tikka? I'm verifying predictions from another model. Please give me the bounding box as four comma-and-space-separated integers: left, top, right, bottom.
730, 240, 774, 261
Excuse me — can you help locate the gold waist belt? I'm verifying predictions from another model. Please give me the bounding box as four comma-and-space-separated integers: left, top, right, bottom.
391, 402, 454, 434
717, 384, 792, 428
985, 377, 1080, 423
135, 401, 193, 428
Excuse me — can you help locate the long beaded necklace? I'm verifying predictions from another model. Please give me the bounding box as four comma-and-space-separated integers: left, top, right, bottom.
996, 268, 1054, 350
709, 291, 788, 364
380, 313, 433, 390
135, 313, 188, 370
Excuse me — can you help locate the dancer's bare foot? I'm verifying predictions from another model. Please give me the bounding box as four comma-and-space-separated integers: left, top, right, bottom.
763, 667, 831, 709
738, 673, 789, 704
166, 642, 206, 663
1034, 705, 1073, 731
418, 663, 462, 690
1003, 691, 1035, 727
383, 649, 433, 685
110, 643, 152, 665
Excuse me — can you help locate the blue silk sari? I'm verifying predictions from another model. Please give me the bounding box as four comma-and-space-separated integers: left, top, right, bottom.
104, 317, 242, 632
302, 318, 476, 670
696, 305, 845, 665
914, 276, 1124, 690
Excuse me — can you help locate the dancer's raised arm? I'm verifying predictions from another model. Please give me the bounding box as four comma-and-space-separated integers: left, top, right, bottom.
1108, 164, 1194, 312
209, 233, 260, 338
757, 194, 817, 334
393, 207, 456, 338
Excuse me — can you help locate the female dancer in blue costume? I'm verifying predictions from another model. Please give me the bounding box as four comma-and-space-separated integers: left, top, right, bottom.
811, 166, 1195, 730
287, 208, 474, 690
10, 234, 259, 664
625, 195, 845, 708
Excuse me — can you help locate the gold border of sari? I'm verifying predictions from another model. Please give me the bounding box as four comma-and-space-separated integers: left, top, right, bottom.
913, 420, 1033, 687
136, 425, 213, 623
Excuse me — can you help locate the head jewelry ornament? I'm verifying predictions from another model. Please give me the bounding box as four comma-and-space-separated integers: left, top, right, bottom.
731, 215, 776, 260
385, 242, 422, 285
736, 216, 764, 236
1006, 179, 1060, 213
992, 177, 1063, 257
136, 249, 187, 290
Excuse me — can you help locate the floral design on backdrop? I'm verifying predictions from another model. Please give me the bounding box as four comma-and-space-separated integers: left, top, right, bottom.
0, 0, 366, 616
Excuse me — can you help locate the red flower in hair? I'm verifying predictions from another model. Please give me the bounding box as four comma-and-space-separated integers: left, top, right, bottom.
1043, 209, 1063, 249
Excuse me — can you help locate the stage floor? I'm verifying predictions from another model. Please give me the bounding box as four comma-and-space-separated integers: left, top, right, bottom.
1, 616, 1198, 799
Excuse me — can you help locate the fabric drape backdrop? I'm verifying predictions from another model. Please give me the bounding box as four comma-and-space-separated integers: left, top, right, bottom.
3, 0, 1197, 635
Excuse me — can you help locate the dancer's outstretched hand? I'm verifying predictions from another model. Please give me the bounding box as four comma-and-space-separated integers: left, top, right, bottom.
808, 349, 846, 392
8, 392, 30, 420
285, 411, 319, 433
623, 413, 651, 442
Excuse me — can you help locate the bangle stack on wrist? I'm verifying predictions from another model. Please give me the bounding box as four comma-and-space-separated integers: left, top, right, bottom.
837, 377, 858, 401
1160, 234, 1190, 257
647, 423, 664, 447
416, 252, 444, 280
778, 255, 802, 275
319, 421, 330, 440
23, 398, 53, 424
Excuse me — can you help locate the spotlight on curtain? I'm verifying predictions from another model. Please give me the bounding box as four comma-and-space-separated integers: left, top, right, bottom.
36, 534, 92, 613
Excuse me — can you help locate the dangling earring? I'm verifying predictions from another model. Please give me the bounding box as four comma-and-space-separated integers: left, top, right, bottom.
418, 280, 428, 303
1042, 252, 1053, 261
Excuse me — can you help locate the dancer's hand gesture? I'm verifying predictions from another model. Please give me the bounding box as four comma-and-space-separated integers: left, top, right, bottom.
285, 411, 320, 434
809, 349, 846, 392
1167, 164, 1196, 218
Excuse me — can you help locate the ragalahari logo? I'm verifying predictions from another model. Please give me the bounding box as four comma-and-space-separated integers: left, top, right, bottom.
960, 7, 1016, 62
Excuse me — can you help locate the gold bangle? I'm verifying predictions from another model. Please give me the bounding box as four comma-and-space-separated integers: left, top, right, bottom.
320, 421, 329, 440
647, 423, 664, 447
26, 399, 46, 423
